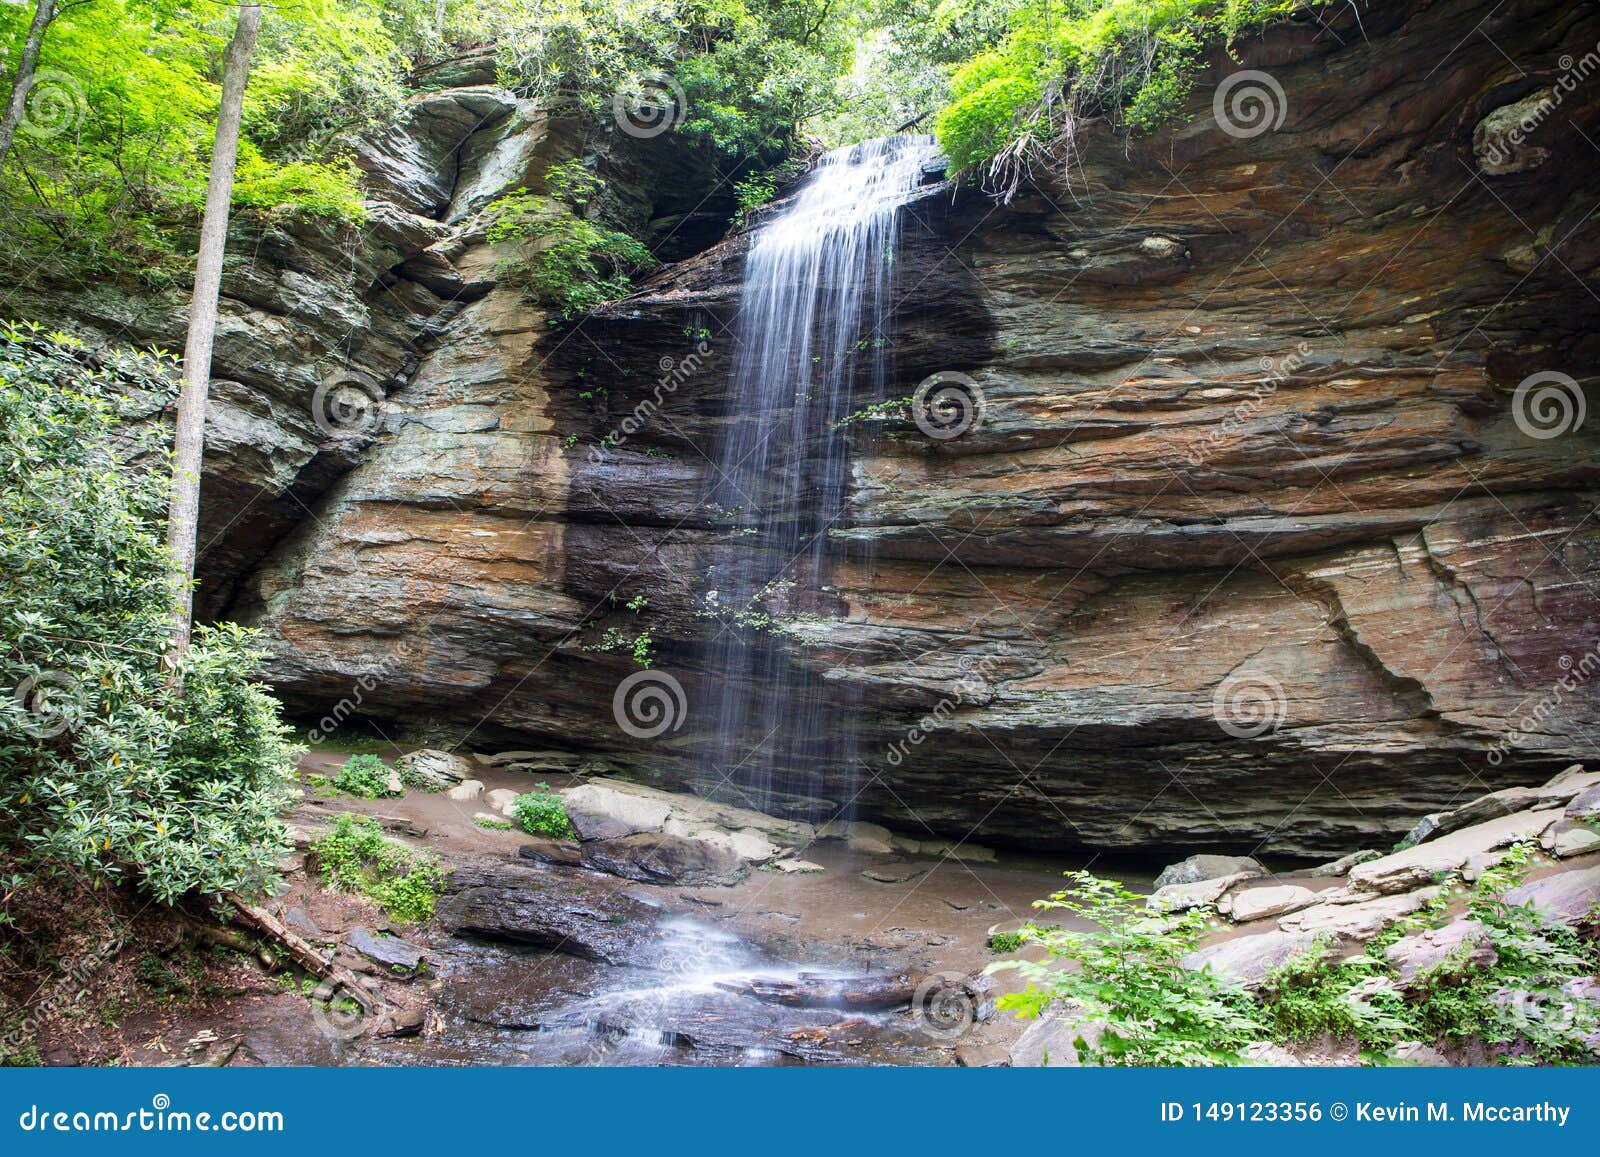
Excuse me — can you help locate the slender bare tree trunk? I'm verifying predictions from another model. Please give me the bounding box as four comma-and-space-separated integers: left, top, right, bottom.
166, 2, 261, 661
0, 0, 60, 170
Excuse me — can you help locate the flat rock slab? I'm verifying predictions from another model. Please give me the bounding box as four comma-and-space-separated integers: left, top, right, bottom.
347, 927, 425, 971
1278, 888, 1441, 941
516, 837, 584, 866
565, 783, 674, 841
1183, 930, 1320, 984
395, 748, 473, 787
1224, 884, 1320, 923
1504, 865, 1600, 926
1348, 809, 1558, 893
563, 778, 813, 850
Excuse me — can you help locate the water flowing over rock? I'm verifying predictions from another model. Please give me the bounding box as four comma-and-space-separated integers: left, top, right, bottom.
32, 0, 1600, 858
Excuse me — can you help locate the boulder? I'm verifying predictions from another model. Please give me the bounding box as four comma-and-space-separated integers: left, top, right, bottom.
1348, 810, 1559, 893
564, 782, 674, 841
1386, 1042, 1450, 1066
1153, 854, 1266, 890
484, 788, 519, 816
580, 832, 746, 886
1182, 930, 1321, 984
1223, 884, 1320, 923
435, 861, 669, 966
1402, 778, 1596, 846
771, 858, 824, 874
1503, 865, 1600, 926
1146, 871, 1256, 913
395, 748, 473, 788
447, 778, 484, 801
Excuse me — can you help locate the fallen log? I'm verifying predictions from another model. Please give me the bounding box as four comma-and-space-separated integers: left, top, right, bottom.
220, 892, 381, 1016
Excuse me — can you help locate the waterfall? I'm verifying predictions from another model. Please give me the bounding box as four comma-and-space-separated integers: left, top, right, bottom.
699, 133, 939, 818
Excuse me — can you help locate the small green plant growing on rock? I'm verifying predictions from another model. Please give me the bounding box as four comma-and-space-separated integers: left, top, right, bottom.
511, 784, 576, 840
313, 815, 444, 924
333, 754, 398, 799
473, 816, 514, 831
486, 187, 654, 315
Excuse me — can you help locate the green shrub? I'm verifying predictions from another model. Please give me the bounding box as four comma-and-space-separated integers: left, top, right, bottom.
333, 753, 397, 798
0, 324, 298, 907
511, 784, 576, 840
993, 871, 1263, 1065
472, 816, 514, 831
312, 815, 444, 925
1001, 849, 1600, 1066
487, 187, 654, 316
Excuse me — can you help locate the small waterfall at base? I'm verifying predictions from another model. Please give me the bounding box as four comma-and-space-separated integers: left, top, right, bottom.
699, 133, 939, 819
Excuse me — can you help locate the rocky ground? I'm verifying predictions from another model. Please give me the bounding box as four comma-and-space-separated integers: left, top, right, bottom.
41, 753, 1593, 1069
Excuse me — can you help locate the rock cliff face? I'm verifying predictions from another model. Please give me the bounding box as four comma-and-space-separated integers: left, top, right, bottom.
61, 2, 1600, 856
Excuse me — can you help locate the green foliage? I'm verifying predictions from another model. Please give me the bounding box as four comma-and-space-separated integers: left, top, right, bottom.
0, 323, 299, 906
0, 0, 401, 285
987, 930, 1026, 953
313, 814, 444, 924
994, 871, 1264, 1065
924, 0, 1301, 189
510, 784, 576, 840
332, 753, 397, 799
1003, 851, 1600, 1067
730, 157, 806, 229
473, 815, 514, 831
487, 187, 655, 315
491, 0, 855, 163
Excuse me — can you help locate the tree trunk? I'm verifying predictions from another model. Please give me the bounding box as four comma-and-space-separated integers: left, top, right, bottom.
0, 0, 61, 170
165, 2, 260, 661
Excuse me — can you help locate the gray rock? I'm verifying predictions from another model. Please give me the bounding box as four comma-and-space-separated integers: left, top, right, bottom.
1147, 871, 1256, 913
1566, 784, 1600, 820
580, 831, 746, 886
1504, 866, 1600, 926
1183, 930, 1321, 984
1349, 810, 1559, 893
1386, 1042, 1450, 1066
1223, 884, 1320, 923
1153, 854, 1266, 890
1279, 888, 1442, 941
516, 837, 583, 866
447, 778, 484, 801
346, 927, 424, 971
1542, 817, 1600, 859
395, 747, 475, 789
1008, 1012, 1102, 1067
1385, 918, 1494, 982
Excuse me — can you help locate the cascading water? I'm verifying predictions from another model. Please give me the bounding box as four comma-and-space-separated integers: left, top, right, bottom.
699, 134, 939, 817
